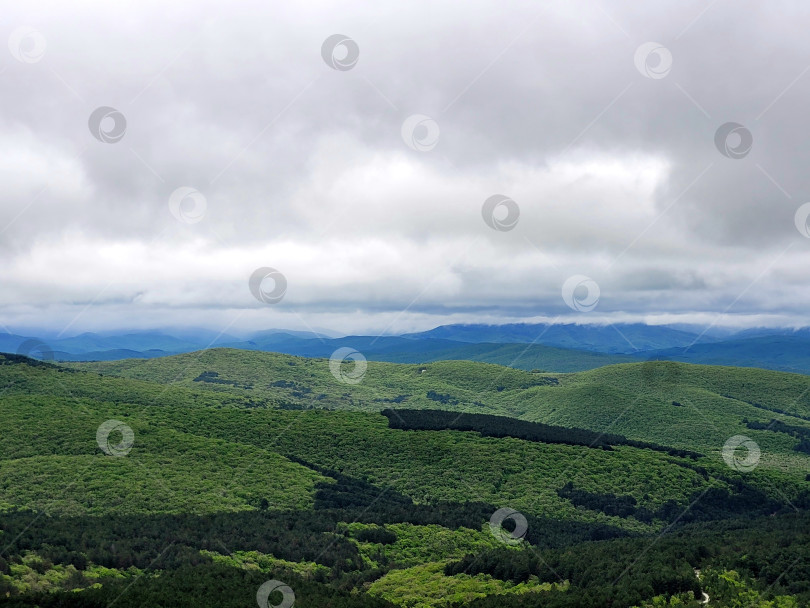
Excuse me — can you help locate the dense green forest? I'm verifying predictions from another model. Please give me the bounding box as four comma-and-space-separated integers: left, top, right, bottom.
380, 408, 702, 457
2, 351, 810, 606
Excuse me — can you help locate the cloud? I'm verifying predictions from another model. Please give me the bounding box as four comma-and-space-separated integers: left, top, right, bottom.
1, 0, 810, 335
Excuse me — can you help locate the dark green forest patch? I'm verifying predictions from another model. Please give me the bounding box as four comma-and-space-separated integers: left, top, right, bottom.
381, 409, 701, 458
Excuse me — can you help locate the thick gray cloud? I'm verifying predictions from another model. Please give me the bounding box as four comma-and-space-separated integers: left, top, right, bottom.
2, 0, 810, 336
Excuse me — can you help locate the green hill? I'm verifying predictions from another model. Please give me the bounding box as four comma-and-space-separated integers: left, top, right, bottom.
2, 351, 810, 606
69, 349, 810, 466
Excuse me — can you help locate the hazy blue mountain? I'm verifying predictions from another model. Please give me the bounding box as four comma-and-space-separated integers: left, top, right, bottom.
0, 330, 234, 357
1, 328, 629, 372
645, 334, 810, 374
403, 322, 714, 353
214, 334, 632, 372
0, 334, 30, 354
248, 328, 340, 341
728, 326, 810, 340
147, 327, 242, 345
34, 332, 112, 353
662, 323, 740, 338
230, 334, 419, 355
4, 323, 810, 374
51, 332, 199, 354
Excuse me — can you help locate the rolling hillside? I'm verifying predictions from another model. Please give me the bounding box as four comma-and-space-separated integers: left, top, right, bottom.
2, 352, 810, 606
70, 348, 810, 462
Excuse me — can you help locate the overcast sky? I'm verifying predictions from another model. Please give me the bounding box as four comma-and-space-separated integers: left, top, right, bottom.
2, 0, 810, 337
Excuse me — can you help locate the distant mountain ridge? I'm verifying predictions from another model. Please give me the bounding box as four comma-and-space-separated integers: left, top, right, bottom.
2, 322, 810, 374
402, 322, 715, 353
645, 334, 810, 375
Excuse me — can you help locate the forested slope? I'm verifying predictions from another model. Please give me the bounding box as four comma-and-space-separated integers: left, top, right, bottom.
1, 352, 808, 606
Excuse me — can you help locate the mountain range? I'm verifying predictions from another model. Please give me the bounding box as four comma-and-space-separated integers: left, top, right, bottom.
3, 322, 810, 374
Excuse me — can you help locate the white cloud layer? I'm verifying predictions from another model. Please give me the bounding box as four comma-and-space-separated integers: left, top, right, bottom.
2, 0, 810, 335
